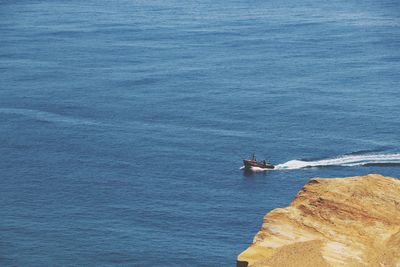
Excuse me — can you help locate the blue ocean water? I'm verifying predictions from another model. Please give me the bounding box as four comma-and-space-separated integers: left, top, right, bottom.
1, 0, 400, 265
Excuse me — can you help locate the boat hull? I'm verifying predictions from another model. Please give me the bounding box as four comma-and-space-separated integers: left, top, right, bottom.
243, 160, 274, 170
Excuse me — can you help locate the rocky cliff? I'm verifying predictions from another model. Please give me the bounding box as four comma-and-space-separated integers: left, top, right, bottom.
237, 174, 400, 267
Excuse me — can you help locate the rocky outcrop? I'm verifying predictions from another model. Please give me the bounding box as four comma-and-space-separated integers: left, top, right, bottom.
237, 174, 400, 267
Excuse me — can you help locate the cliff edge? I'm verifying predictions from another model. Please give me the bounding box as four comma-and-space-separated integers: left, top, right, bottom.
237, 174, 400, 267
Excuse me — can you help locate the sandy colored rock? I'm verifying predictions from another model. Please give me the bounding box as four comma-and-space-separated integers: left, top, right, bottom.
237, 174, 400, 267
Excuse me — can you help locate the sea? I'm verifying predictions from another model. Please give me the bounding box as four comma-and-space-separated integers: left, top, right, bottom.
1, 0, 399, 266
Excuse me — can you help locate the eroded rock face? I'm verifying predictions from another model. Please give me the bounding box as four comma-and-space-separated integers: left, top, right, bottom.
237, 174, 400, 267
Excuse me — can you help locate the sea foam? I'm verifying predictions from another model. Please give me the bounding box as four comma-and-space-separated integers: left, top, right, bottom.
275, 153, 400, 170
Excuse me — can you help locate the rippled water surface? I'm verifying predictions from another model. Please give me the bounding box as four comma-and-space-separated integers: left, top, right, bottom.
1, 0, 400, 266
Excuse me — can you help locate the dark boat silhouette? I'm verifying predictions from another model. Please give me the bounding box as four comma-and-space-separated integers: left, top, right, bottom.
243, 154, 274, 170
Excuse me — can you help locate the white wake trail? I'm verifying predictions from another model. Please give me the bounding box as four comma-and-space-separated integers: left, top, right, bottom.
274, 153, 400, 170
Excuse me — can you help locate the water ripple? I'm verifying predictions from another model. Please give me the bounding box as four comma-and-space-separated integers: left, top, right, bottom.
0, 108, 100, 126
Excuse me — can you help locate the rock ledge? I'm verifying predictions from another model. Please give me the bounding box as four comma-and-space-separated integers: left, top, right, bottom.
237, 174, 400, 267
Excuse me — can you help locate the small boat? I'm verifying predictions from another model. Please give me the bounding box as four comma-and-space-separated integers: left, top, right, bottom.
243, 154, 275, 170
